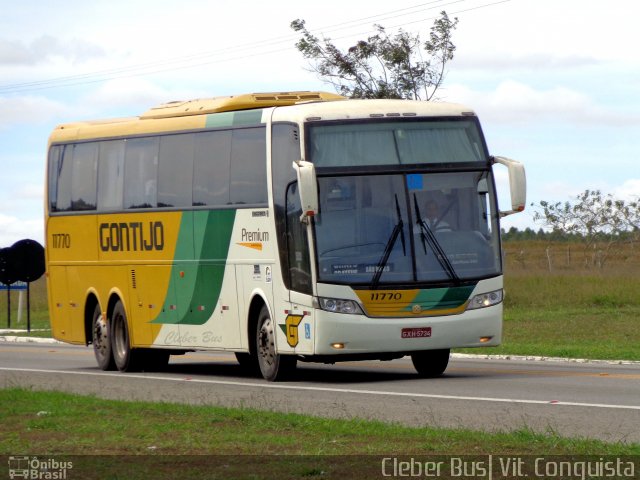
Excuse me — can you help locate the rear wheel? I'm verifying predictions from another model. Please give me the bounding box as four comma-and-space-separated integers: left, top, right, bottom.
110, 300, 170, 372
256, 305, 296, 381
411, 349, 450, 377
92, 304, 115, 371
110, 300, 142, 372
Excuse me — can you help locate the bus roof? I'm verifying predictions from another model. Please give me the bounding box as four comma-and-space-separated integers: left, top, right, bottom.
49, 91, 477, 142
49, 91, 345, 142
271, 98, 477, 124
140, 91, 345, 119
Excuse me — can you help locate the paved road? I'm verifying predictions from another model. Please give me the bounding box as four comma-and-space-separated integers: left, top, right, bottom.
1, 342, 638, 443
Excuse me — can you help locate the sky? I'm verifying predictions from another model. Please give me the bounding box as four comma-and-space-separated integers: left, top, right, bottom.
0, 0, 638, 247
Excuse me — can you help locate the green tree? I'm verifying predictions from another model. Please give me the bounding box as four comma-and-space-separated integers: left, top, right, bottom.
533, 189, 640, 267
290, 11, 458, 100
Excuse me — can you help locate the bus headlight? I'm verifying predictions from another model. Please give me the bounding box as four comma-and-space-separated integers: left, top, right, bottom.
317, 297, 363, 315
467, 289, 503, 310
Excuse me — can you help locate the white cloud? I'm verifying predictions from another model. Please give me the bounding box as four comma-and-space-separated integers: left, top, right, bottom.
613, 179, 640, 202
454, 52, 602, 72
537, 181, 588, 202
539, 179, 640, 204
443, 80, 640, 126
0, 95, 72, 129
15, 184, 44, 201
86, 78, 186, 113
0, 35, 105, 66
452, 0, 640, 64
0, 38, 33, 65
0, 214, 43, 247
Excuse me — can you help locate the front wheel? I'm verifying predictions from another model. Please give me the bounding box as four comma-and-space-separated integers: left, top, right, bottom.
256, 305, 296, 381
411, 349, 450, 377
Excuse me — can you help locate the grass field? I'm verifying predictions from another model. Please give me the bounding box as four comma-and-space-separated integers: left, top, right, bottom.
491, 240, 640, 360
7, 388, 635, 455
0, 275, 49, 334
0, 389, 640, 480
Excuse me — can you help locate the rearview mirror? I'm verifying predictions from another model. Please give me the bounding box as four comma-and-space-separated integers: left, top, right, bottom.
293, 160, 318, 223
493, 156, 526, 217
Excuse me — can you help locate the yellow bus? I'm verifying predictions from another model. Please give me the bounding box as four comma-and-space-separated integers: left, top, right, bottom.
45, 91, 526, 381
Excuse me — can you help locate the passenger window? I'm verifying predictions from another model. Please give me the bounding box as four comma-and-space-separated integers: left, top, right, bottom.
124, 137, 159, 209
98, 140, 125, 211
71, 143, 98, 211
55, 145, 73, 212
158, 134, 194, 207
230, 128, 267, 204
193, 130, 231, 206
48, 146, 62, 212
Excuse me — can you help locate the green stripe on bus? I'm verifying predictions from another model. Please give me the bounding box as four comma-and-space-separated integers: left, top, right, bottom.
403, 285, 475, 312
151, 209, 236, 325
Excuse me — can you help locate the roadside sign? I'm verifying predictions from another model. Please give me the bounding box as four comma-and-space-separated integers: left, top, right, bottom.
0, 281, 28, 291
1, 239, 44, 331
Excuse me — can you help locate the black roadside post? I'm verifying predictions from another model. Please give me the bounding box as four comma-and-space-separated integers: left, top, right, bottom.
27, 282, 31, 332
0, 240, 45, 332
10, 239, 46, 333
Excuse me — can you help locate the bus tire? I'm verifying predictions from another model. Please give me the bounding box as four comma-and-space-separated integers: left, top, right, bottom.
92, 304, 115, 371
110, 300, 142, 372
256, 305, 296, 381
411, 349, 450, 377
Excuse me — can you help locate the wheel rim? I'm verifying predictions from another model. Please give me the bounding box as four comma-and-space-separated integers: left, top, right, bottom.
93, 314, 109, 361
257, 315, 275, 372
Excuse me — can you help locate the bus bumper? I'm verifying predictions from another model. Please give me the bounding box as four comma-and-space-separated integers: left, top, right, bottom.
312, 303, 502, 356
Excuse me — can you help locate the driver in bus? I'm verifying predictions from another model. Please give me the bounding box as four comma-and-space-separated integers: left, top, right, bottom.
425, 199, 451, 231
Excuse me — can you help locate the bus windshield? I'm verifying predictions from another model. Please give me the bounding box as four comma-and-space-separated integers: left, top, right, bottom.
313, 171, 501, 285
308, 119, 486, 167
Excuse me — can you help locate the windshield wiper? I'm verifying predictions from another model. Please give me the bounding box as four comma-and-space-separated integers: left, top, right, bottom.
413, 193, 460, 284
371, 195, 406, 288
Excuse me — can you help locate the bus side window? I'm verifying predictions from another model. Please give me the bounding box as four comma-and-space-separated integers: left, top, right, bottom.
230, 127, 267, 205
124, 137, 159, 209
48, 145, 62, 212
55, 145, 74, 212
98, 140, 125, 211
193, 130, 231, 206
286, 182, 312, 294
70, 143, 98, 211
158, 134, 194, 208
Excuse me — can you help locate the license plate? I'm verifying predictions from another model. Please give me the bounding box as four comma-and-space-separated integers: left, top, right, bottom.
401, 327, 432, 339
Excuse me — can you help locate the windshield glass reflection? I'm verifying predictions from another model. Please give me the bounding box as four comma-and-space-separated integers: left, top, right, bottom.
314, 173, 501, 285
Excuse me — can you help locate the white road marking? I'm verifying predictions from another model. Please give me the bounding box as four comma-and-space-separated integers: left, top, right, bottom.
1, 366, 639, 411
